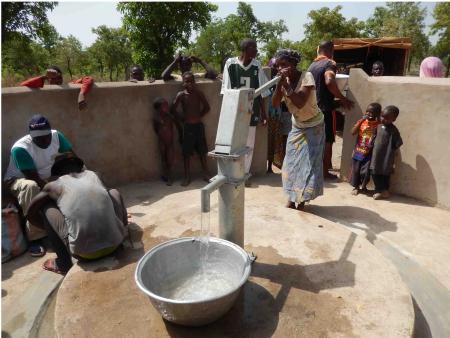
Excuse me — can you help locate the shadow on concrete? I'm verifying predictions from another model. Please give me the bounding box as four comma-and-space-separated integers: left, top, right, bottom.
163, 281, 279, 338
307, 205, 397, 243
76, 222, 145, 273
248, 172, 339, 190
123, 179, 206, 210
412, 297, 432, 338
2, 331, 11, 338
392, 154, 438, 207
1, 251, 41, 282
163, 233, 357, 337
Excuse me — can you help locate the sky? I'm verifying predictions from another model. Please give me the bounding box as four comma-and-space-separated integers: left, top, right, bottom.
46, 1, 439, 48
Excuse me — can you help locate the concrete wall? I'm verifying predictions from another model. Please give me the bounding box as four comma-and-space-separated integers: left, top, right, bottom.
341, 69, 450, 208
2, 80, 268, 186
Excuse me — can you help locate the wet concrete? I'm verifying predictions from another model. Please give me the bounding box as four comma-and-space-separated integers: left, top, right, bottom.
53, 181, 413, 338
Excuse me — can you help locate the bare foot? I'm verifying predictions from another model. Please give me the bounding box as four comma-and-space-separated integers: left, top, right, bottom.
351, 188, 359, 196
286, 201, 296, 209
296, 202, 306, 211
181, 178, 191, 187
202, 174, 211, 183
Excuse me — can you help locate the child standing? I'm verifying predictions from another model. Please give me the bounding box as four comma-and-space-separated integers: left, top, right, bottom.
370, 105, 403, 200
350, 103, 381, 195
172, 71, 211, 186
153, 97, 175, 186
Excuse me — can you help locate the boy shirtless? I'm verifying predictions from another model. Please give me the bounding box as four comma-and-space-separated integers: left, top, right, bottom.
171, 71, 211, 186
153, 98, 175, 186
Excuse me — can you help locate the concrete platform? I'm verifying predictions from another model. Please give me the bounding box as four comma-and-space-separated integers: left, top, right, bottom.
53, 180, 414, 338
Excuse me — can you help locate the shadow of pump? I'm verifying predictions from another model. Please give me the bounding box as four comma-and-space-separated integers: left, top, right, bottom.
164, 233, 356, 337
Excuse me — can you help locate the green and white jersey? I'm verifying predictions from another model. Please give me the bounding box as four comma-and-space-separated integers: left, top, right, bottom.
221, 57, 270, 126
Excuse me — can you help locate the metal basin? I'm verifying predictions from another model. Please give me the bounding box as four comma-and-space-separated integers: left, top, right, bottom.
135, 237, 252, 326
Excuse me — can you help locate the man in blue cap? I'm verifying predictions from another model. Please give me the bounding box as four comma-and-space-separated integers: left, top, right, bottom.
4, 114, 74, 256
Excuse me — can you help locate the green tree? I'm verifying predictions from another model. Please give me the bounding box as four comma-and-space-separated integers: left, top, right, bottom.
365, 2, 430, 71
90, 25, 132, 81
117, 2, 217, 77
301, 6, 366, 64
1, 2, 57, 43
54, 35, 84, 79
430, 2, 450, 77
190, 2, 287, 70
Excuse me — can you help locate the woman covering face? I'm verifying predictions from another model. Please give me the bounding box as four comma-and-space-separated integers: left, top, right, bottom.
271, 49, 325, 211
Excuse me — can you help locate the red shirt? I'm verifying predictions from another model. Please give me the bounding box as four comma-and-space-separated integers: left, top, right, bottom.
20, 76, 94, 94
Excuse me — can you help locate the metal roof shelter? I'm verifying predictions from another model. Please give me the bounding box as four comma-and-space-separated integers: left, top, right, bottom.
333, 37, 412, 76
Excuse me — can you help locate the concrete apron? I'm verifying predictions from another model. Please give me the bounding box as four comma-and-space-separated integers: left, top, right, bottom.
53, 185, 413, 338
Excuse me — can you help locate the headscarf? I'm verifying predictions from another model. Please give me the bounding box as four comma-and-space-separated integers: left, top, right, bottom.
274, 49, 301, 65
419, 57, 444, 78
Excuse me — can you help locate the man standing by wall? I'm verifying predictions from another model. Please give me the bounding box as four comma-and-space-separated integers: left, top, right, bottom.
308, 40, 353, 179
221, 38, 270, 184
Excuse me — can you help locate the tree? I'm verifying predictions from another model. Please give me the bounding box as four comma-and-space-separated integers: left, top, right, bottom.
430, 2, 450, 77
365, 2, 430, 71
301, 6, 366, 65
1, 2, 57, 43
54, 35, 84, 79
190, 2, 287, 70
90, 25, 132, 81
117, 2, 217, 77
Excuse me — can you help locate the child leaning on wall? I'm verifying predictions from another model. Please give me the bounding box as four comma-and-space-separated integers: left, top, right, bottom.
370, 105, 403, 200
152, 97, 176, 186
350, 102, 381, 195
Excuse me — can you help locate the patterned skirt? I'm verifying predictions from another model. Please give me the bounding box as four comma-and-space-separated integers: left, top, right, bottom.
282, 122, 325, 203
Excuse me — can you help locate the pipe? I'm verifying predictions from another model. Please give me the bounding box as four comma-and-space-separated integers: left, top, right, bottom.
254, 76, 280, 98
201, 175, 227, 213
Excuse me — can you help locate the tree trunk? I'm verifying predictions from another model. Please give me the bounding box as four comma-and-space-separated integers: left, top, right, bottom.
116, 67, 119, 81
67, 58, 73, 79
446, 58, 450, 78
407, 55, 412, 73
124, 65, 129, 80
109, 68, 113, 82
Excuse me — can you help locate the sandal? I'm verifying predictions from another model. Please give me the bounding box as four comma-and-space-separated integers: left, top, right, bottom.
43, 258, 67, 275
29, 243, 46, 257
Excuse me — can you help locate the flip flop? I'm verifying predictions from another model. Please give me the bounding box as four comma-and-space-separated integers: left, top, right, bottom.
42, 259, 67, 275
29, 243, 46, 257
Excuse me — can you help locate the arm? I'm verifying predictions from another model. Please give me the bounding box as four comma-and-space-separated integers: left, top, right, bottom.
72, 76, 94, 110
171, 92, 184, 122
11, 147, 46, 188
220, 59, 231, 95
351, 119, 364, 136
161, 54, 182, 81
21, 170, 47, 189
259, 96, 267, 125
26, 181, 61, 229
324, 70, 353, 109
198, 90, 210, 117
20, 76, 46, 88
191, 56, 217, 79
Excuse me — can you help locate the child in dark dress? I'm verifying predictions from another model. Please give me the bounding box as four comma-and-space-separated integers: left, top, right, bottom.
370, 105, 403, 200
153, 97, 175, 186
350, 103, 381, 195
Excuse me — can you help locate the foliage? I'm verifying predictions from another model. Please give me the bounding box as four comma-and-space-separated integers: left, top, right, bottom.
190, 2, 287, 71
53, 35, 84, 78
364, 2, 430, 70
117, 2, 217, 78
301, 6, 366, 64
430, 2, 450, 77
1, 2, 57, 43
89, 26, 132, 81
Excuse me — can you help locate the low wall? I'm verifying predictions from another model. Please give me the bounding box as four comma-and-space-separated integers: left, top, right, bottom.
2, 79, 268, 186
341, 69, 450, 208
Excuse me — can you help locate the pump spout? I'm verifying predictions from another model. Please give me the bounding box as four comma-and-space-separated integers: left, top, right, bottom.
254, 76, 280, 98
201, 175, 227, 213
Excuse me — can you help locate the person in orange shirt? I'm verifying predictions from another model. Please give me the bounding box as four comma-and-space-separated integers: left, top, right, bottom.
350, 102, 381, 195
20, 66, 94, 110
